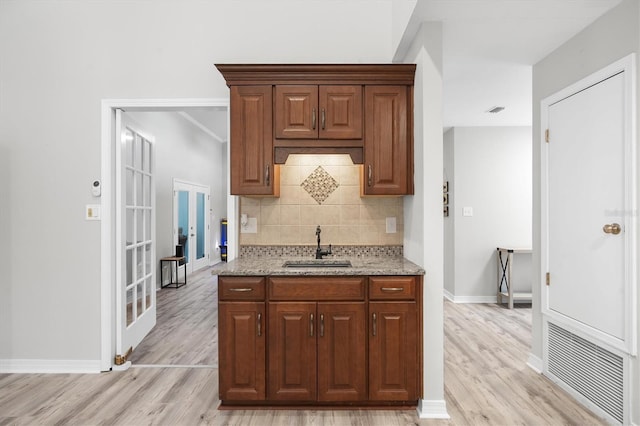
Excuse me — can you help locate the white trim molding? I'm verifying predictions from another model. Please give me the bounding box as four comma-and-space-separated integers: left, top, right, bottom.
100, 98, 232, 372
527, 353, 543, 373
444, 290, 497, 304
417, 399, 450, 419
0, 359, 101, 374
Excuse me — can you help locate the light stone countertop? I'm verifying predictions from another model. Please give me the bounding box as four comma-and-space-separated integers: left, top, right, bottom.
211, 256, 425, 276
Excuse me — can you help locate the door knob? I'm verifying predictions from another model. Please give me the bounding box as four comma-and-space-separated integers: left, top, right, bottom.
603, 223, 621, 235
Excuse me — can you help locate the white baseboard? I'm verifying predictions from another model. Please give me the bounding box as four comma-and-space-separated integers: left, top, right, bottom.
527, 353, 543, 373
0, 359, 101, 374
443, 290, 497, 304
417, 399, 450, 419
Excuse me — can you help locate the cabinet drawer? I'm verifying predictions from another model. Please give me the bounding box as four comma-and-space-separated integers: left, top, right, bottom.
219, 277, 266, 301
369, 276, 416, 300
269, 277, 366, 301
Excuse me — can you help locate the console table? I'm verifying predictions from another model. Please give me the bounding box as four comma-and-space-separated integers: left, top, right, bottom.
496, 247, 532, 309
160, 256, 187, 288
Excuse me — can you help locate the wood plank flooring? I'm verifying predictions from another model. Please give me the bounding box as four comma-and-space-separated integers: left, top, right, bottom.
128, 266, 218, 366
0, 267, 607, 425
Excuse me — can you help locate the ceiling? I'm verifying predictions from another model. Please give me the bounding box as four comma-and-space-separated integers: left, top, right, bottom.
184, 0, 624, 136
401, 0, 624, 128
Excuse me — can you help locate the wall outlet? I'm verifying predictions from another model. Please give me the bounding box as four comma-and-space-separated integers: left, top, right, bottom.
241, 217, 258, 233
463, 207, 473, 217
386, 217, 397, 233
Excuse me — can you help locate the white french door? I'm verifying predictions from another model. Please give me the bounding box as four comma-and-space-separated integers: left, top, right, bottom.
115, 110, 157, 357
173, 179, 210, 274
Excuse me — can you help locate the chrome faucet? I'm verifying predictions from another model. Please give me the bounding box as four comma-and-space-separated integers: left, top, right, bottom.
315, 225, 332, 259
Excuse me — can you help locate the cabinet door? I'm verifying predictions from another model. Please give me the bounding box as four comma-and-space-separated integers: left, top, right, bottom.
319, 85, 362, 140
230, 85, 275, 195
363, 86, 409, 195
275, 85, 318, 139
317, 302, 367, 401
369, 301, 418, 401
268, 302, 317, 401
219, 302, 266, 401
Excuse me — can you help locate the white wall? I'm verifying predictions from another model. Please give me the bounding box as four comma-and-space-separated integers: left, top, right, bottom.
532, 0, 639, 422
444, 126, 532, 301
402, 22, 448, 418
443, 129, 455, 296
0, 0, 393, 363
125, 111, 227, 271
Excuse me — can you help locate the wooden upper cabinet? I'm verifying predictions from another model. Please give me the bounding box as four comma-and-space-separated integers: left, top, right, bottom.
216, 64, 415, 195
363, 85, 411, 196
275, 85, 362, 140
229, 85, 278, 196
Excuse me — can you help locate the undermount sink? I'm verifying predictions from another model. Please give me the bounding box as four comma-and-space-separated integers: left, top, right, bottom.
282, 260, 352, 268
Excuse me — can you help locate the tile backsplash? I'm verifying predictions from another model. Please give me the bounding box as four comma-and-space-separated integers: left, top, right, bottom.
239, 154, 404, 246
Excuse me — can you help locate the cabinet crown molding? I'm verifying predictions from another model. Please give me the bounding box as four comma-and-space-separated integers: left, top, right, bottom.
215, 64, 416, 86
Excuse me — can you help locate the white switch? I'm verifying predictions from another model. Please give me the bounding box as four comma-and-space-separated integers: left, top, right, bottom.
462, 207, 473, 217
386, 217, 397, 233
86, 204, 101, 220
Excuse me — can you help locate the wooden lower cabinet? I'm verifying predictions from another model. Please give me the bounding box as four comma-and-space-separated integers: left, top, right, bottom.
218, 275, 421, 406
268, 301, 367, 402
268, 302, 317, 401
317, 302, 367, 401
218, 301, 266, 401
369, 302, 418, 401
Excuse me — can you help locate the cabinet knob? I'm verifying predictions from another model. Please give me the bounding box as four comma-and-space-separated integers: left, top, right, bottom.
265, 165, 270, 186
320, 314, 324, 337
368, 165, 373, 187
321, 108, 326, 130
310, 313, 314, 337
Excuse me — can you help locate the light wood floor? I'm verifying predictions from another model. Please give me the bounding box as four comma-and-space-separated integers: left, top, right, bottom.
0, 267, 606, 425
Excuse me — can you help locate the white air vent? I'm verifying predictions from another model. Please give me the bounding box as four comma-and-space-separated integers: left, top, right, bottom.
547, 322, 624, 423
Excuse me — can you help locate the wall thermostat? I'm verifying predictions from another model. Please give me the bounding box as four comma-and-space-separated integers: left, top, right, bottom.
92, 180, 101, 197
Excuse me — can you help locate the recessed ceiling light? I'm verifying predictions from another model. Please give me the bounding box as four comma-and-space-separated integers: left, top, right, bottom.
487, 106, 505, 114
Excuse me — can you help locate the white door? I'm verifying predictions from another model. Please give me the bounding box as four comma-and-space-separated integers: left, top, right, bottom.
115, 110, 156, 358
174, 180, 210, 274
542, 60, 636, 352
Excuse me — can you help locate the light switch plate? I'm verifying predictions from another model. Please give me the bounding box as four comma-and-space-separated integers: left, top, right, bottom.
386, 217, 397, 233
86, 204, 101, 220
463, 207, 473, 217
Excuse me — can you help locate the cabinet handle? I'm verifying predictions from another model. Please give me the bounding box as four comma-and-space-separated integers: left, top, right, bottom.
381, 287, 404, 292
372, 313, 377, 336
257, 313, 262, 337
312, 107, 317, 130
265, 164, 270, 186
320, 314, 324, 337
321, 108, 326, 130
229, 288, 253, 292
368, 165, 372, 187
310, 313, 314, 337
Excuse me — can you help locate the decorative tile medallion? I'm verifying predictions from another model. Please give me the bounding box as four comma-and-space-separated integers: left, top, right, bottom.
300, 166, 339, 204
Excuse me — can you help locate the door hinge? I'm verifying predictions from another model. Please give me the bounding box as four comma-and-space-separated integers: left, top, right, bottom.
546, 272, 551, 286
114, 346, 133, 366
545, 129, 550, 143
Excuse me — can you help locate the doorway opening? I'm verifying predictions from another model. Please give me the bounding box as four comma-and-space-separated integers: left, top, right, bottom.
100, 99, 236, 371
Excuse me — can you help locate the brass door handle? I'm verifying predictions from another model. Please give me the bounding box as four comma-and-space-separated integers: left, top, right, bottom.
603, 223, 621, 235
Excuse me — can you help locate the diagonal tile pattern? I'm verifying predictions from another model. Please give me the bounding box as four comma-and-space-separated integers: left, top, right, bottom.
300, 166, 339, 204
